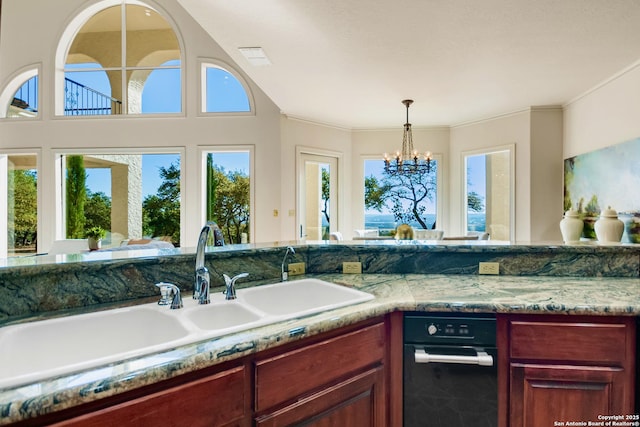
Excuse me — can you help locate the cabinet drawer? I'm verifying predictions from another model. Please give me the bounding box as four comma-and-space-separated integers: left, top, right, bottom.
255, 322, 385, 411
509, 319, 631, 364
53, 366, 248, 427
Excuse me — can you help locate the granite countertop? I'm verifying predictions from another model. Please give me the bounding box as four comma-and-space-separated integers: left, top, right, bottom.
1, 273, 639, 425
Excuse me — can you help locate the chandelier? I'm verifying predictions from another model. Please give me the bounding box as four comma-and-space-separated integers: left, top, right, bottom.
383, 99, 432, 175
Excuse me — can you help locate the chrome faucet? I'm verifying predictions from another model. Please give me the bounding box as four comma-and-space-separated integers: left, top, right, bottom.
281, 246, 295, 281
155, 282, 183, 309
223, 273, 249, 300
194, 223, 214, 304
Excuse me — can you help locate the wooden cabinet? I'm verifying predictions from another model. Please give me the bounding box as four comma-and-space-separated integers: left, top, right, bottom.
17, 316, 396, 427
254, 322, 387, 427
51, 365, 250, 427
255, 367, 384, 427
498, 314, 636, 427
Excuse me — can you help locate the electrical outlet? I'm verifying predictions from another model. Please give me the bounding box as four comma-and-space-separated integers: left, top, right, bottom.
479, 262, 500, 275
343, 261, 362, 274
288, 262, 306, 276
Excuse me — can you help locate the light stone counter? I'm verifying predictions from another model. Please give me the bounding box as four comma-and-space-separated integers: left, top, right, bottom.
1, 273, 639, 425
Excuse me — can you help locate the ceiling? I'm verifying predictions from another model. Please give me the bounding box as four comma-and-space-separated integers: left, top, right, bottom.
176, 0, 640, 129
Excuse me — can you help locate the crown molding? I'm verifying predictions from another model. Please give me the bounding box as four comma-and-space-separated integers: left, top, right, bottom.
564, 58, 640, 107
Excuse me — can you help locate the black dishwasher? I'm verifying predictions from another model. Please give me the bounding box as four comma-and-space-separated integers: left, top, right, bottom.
403, 312, 497, 427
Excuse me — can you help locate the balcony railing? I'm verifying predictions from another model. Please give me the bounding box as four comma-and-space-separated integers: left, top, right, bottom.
64, 78, 122, 116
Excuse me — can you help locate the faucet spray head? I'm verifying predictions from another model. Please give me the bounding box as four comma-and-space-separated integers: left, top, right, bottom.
281, 246, 295, 282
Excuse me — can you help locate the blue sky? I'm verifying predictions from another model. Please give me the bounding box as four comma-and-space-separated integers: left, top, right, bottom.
68, 61, 250, 197
85, 152, 249, 198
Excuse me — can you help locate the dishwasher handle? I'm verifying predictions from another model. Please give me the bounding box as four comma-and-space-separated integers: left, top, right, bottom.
414, 348, 494, 366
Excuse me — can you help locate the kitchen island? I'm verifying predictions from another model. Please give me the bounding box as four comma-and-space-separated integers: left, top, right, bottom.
1, 270, 638, 425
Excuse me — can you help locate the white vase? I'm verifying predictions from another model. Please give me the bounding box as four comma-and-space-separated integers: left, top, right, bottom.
594, 206, 624, 243
88, 237, 102, 251
560, 209, 583, 243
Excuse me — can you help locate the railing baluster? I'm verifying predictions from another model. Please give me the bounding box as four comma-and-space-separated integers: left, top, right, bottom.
63, 77, 122, 116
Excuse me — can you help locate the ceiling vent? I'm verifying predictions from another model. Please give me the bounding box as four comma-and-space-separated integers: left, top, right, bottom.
238, 47, 271, 66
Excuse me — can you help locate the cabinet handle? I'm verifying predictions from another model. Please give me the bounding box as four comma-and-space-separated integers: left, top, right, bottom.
414, 348, 494, 366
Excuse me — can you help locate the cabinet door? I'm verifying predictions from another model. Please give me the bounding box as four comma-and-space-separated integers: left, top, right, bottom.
255, 366, 385, 427
510, 363, 627, 427
255, 322, 385, 412
52, 366, 249, 427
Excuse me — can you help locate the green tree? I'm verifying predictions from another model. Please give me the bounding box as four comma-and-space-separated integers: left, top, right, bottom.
321, 169, 330, 224
84, 190, 111, 231
364, 175, 391, 212
206, 154, 216, 222
142, 162, 180, 245
8, 169, 37, 249
384, 165, 437, 229
66, 155, 87, 238
208, 165, 250, 244
467, 191, 484, 212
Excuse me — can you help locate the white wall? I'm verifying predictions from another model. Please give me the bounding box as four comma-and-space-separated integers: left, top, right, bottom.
564, 61, 640, 159
530, 107, 564, 241
0, 0, 282, 250
449, 108, 564, 242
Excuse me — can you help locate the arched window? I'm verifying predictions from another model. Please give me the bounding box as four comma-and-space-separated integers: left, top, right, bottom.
58, 1, 182, 116
201, 62, 252, 113
0, 68, 39, 119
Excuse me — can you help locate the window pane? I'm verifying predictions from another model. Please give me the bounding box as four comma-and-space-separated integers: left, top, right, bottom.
466, 154, 486, 233
7, 75, 38, 118
364, 159, 438, 236
64, 68, 122, 115
7, 155, 38, 256
205, 67, 250, 113
60, 2, 182, 117
126, 5, 179, 67
135, 63, 181, 114
68, 6, 122, 68
62, 153, 181, 247
205, 152, 250, 244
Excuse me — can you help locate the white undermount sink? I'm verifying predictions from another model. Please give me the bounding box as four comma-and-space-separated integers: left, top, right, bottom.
0, 306, 192, 389
0, 278, 373, 389
239, 278, 375, 316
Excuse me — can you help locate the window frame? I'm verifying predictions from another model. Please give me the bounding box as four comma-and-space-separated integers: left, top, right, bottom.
198, 145, 255, 243
54, 147, 185, 246
198, 58, 255, 117
361, 153, 444, 234
0, 150, 42, 258
0, 65, 41, 120
54, 0, 185, 118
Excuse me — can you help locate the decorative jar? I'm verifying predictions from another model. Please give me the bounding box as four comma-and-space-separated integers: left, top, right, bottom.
559, 209, 583, 243
594, 206, 624, 243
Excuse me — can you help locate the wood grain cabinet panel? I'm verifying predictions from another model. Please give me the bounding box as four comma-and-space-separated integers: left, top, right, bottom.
51, 366, 248, 427
255, 367, 385, 427
498, 315, 636, 427
254, 322, 385, 412
510, 320, 629, 364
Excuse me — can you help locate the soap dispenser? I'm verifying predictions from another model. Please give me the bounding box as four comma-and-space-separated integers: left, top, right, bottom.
594, 206, 624, 243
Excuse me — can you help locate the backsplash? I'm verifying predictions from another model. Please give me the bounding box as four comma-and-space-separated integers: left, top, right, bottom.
564, 137, 640, 242
0, 243, 638, 323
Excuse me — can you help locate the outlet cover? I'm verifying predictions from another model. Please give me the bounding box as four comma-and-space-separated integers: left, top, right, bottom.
343, 262, 362, 274
288, 262, 306, 276
479, 262, 500, 275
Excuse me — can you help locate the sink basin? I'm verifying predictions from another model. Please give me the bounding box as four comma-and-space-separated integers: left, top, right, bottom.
183, 301, 263, 331
0, 278, 374, 389
239, 278, 374, 316
0, 306, 190, 389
